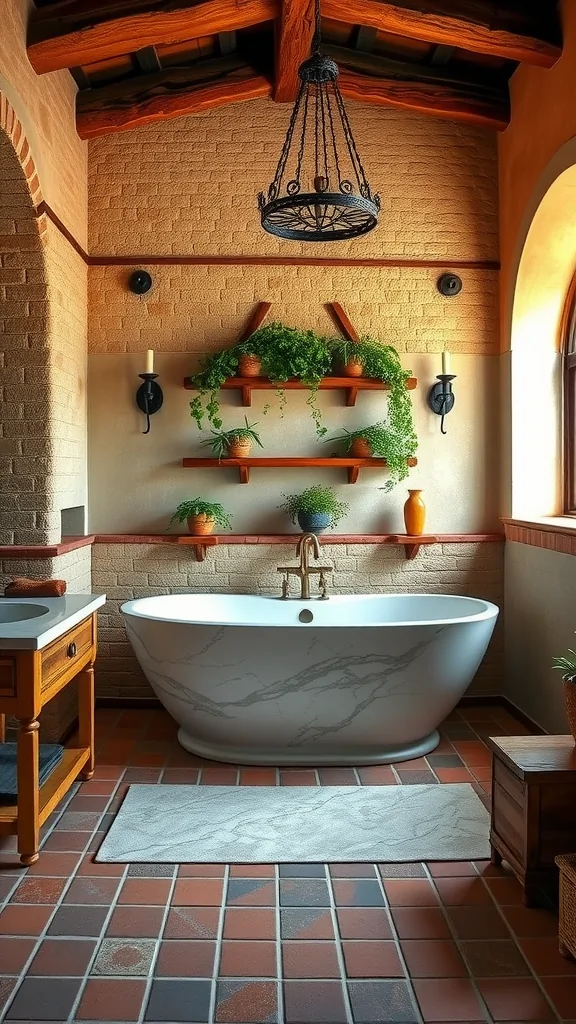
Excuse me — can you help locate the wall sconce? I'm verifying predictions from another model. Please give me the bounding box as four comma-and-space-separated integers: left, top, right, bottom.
136, 349, 163, 434
428, 350, 456, 435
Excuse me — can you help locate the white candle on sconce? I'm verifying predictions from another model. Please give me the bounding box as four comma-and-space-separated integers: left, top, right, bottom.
145, 349, 154, 374
441, 349, 451, 375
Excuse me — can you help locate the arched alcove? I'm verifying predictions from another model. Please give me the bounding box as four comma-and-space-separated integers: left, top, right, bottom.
0, 92, 55, 544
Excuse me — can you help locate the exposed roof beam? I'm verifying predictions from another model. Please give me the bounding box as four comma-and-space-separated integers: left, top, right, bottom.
134, 45, 162, 73
273, 0, 315, 102
325, 45, 509, 131
28, 0, 279, 75
76, 56, 271, 138
323, 0, 561, 69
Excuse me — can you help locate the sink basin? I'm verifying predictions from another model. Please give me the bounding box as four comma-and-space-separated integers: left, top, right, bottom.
0, 603, 50, 623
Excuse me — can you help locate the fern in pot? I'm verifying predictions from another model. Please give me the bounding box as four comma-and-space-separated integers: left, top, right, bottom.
326, 421, 418, 491
280, 484, 349, 535
169, 498, 233, 536
552, 640, 576, 741
202, 418, 263, 459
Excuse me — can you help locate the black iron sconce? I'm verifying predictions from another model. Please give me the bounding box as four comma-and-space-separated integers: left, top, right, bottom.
428, 352, 456, 434
136, 350, 163, 434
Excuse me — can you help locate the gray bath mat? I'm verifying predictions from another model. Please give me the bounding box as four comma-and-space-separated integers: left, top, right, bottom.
97, 784, 490, 863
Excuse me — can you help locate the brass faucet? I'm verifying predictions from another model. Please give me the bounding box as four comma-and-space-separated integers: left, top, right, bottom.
277, 533, 333, 599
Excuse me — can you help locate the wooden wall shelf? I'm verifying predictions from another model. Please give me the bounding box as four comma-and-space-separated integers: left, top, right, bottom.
175, 532, 437, 561
183, 376, 418, 408
176, 536, 219, 562
181, 456, 418, 484
388, 535, 440, 560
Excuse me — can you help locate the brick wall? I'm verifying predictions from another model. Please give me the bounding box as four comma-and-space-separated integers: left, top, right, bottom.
93, 540, 504, 700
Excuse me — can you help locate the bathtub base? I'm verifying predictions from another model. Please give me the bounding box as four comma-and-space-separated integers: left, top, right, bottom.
177, 728, 441, 767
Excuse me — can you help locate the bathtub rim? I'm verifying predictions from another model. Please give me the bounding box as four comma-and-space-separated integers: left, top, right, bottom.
121, 592, 499, 629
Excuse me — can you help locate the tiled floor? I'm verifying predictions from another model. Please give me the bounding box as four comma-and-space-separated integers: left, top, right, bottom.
0, 704, 575, 1024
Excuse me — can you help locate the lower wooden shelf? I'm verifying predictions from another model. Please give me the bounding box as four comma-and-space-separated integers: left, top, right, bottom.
181, 456, 417, 484
0, 747, 90, 829
176, 536, 219, 562
388, 535, 440, 560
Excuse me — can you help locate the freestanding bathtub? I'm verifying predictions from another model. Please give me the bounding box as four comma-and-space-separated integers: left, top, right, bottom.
122, 593, 498, 765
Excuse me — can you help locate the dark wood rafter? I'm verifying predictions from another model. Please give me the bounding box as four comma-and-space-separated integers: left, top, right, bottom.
326, 45, 510, 131
274, 0, 316, 103
27, 0, 280, 74
322, 0, 562, 68
76, 57, 272, 139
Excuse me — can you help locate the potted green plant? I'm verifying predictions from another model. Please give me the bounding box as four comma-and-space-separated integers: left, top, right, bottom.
188, 348, 241, 429
169, 498, 233, 536
552, 641, 576, 741
326, 421, 418, 491
280, 484, 349, 534
201, 417, 263, 459
330, 335, 415, 433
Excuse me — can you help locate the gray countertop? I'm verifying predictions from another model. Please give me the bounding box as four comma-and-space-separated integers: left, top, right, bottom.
0, 595, 107, 650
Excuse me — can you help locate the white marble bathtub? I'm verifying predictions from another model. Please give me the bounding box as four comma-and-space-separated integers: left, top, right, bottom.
121, 593, 499, 765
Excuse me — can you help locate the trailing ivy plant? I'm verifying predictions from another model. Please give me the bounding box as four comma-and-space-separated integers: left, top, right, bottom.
279, 484, 349, 527
188, 348, 240, 429
330, 336, 415, 440
326, 421, 418, 491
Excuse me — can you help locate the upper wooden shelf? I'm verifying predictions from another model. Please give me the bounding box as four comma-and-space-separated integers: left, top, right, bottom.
183, 376, 418, 408
181, 456, 417, 484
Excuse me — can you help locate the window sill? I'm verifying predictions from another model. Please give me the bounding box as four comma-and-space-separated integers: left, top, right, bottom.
502, 517, 576, 553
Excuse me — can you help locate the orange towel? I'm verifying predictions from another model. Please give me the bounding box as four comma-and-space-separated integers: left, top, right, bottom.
4, 578, 67, 598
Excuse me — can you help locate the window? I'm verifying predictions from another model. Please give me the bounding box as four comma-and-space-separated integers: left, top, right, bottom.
563, 275, 576, 513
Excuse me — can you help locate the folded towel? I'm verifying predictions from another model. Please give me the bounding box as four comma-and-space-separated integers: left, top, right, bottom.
4, 578, 67, 598
0, 743, 64, 803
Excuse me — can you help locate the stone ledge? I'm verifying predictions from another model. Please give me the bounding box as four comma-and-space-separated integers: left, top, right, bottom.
503, 517, 576, 554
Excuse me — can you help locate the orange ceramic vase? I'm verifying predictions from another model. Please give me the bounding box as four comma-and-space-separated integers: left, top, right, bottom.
403, 489, 426, 536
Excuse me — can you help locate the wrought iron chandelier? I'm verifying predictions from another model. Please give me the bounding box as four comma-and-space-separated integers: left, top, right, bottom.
258, 0, 380, 242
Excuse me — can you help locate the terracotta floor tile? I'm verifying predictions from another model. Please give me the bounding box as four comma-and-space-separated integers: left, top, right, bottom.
223, 908, 276, 940
281, 909, 335, 940
413, 977, 488, 1022
163, 906, 221, 939
215, 979, 278, 1023
67, 794, 110, 812
434, 876, 493, 905
26, 853, 82, 877
145, 977, 212, 1021
155, 939, 216, 977
172, 878, 224, 906
219, 939, 277, 976
519, 938, 576, 976
452, 740, 492, 766
401, 939, 467, 978
484, 876, 526, 905
384, 879, 438, 906
347, 979, 419, 1024
5, 977, 81, 1021
460, 939, 531, 978
41, 831, 88, 853
280, 866, 325, 878
0, 904, 53, 935
283, 980, 347, 1023
0, 936, 36, 973
76, 854, 125, 877
427, 861, 477, 877
229, 865, 275, 878
391, 907, 452, 940
502, 906, 559, 938
330, 864, 377, 878
393, 757, 429, 770
48, 905, 109, 937
178, 863, 225, 877
280, 770, 318, 786
318, 768, 358, 785
106, 905, 165, 938
434, 767, 475, 783
541, 977, 576, 1019
282, 940, 340, 978
357, 766, 397, 785
117, 878, 171, 905
337, 908, 393, 940
478, 977, 557, 1021
396, 770, 438, 785
377, 864, 426, 879
28, 938, 96, 976
342, 939, 404, 978
75, 977, 147, 1021
226, 879, 276, 906
92, 937, 156, 976
10, 876, 67, 904
331, 879, 384, 906
0, 978, 15, 1017
239, 768, 278, 785
447, 905, 512, 940
280, 879, 330, 907
63, 876, 120, 904
199, 769, 239, 785
160, 768, 200, 784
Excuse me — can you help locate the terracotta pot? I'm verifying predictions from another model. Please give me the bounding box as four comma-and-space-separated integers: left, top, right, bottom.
343, 358, 364, 378
187, 514, 215, 536
403, 489, 426, 536
564, 679, 576, 742
350, 436, 372, 458
227, 437, 252, 458
239, 353, 262, 377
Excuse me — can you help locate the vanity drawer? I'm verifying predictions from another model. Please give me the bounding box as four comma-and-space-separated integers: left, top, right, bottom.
41, 618, 94, 691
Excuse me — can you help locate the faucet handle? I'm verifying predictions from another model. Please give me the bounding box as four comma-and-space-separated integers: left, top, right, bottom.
318, 571, 329, 600
281, 575, 290, 599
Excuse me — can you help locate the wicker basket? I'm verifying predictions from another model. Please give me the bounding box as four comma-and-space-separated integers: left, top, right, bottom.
555, 853, 576, 960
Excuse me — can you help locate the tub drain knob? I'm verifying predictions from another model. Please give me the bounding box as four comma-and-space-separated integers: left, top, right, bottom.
299, 609, 314, 623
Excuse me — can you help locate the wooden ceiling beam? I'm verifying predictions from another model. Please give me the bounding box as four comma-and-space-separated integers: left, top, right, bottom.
28, 0, 280, 75
273, 0, 315, 102
76, 57, 271, 139
323, 0, 561, 69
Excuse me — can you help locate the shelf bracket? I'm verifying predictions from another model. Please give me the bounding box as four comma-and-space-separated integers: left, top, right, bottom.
195, 544, 208, 562
404, 543, 421, 561
345, 387, 358, 407
347, 466, 360, 484
239, 465, 250, 484
241, 386, 252, 407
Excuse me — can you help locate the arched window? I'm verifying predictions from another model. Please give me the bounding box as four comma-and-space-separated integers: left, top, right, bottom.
563, 274, 576, 513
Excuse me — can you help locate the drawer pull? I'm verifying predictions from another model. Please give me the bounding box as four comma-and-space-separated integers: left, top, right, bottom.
67, 642, 77, 658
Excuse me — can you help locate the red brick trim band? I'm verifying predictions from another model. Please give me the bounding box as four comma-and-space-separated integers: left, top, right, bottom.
503, 518, 576, 554
0, 533, 503, 558
0, 92, 43, 209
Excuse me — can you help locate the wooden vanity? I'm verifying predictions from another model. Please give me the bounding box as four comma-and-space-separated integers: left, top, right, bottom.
0, 601, 103, 865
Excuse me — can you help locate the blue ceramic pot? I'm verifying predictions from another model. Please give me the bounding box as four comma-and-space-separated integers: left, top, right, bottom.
297, 511, 332, 534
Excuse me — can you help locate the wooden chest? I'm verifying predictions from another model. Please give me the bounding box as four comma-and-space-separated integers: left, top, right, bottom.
488, 735, 576, 907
